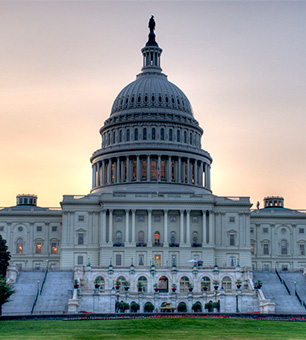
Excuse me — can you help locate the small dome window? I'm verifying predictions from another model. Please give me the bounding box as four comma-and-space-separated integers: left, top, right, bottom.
159, 96, 162, 102
144, 95, 148, 102
131, 97, 134, 103
177, 99, 180, 105
125, 98, 128, 104
152, 95, 155, 102
182, 100, 185, 106
137, 96, 141, 103
165, 96, 169, 103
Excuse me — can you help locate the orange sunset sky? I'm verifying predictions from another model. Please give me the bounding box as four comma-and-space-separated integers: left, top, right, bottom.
1, 1, 306, 210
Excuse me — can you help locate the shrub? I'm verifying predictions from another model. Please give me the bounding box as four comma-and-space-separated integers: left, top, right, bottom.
205, 301, 213, 312
116, 300, 130, 312
144, 302, 154, 312
192, 302, 202, 312
130, 301, 140, 312
177, 302, 187, 312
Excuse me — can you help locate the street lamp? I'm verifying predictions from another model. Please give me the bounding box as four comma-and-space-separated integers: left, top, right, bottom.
236, 293, 239, 313
115, 291, 120, 313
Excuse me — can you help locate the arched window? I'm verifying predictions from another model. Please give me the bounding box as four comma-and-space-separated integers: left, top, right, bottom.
151, 160, 157, 180
184, 131, 187, 143
142, 160, 147, 180
119, 130, 122, 143
138, 276, 148, 292
190, 132, 193, 145
170, 231, 176, 244
169, 129, 173, 141
126, 129, 130, 142
154, 231, 160, 245
113, 130, 116, 144
16, 238, 23, 254
177, 130, 180, 142
180, 276, 190, 293
159, 276, 169, 292
161, 128, 165, 141
143, 128, 147, 140
138, 231, 145, 245
116, 231, 122, 245
134, 128, 138, 141
192, 232, 198, 245
222, 277, 232, 291
36, 242, 42, 254
152, 128, 156, 140
281, 240, 288, 255
201, 276, 211, 291
95, 276, 105, 291
108, 132, 110, 146
116, 276, 126, 292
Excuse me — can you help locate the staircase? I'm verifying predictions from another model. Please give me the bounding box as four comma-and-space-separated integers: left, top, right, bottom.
2, 271, 45, 315
253, 272, 306, 313
33, 271, 74, 314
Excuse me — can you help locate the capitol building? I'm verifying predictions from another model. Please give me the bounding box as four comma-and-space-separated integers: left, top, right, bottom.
1, 18, 306, 314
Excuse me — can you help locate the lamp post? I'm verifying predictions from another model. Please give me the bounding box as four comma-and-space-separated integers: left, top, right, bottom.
116, 291, 120, 313
235, 293, 239, 313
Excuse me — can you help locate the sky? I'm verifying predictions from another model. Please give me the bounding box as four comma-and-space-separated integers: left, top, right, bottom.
1, 1, 306, 210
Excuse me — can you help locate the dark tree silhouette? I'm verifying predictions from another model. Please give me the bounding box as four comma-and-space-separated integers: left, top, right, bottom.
0, 235, 11, 279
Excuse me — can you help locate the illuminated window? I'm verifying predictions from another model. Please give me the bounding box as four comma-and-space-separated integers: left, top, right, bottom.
51, 243, 57, 254
105, 163, 109, 184
142, 160, 147, 179
155, 254, 161, 266
16, 239, 23, 254
151, 160, 157, 179
36, 242, 42, 254
154, 231, 160, 245
171, 161, 174, 180
191, 163, 194, 183
180, 276, 190, 293
251, 242, 255, 254
161, 160, 166, 179
132, 160, 137, 180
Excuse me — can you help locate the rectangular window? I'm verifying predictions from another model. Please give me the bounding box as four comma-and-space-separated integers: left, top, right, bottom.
251, 244, 255, 254
263, 264, 270, 272
111, 163, 115, 183
299, 228, 305, 234
229, 217, 235, 223
229, 256, 236, 267
0, 227, 4, 231
170, 216, 176, 222
192, 217, 198, 223
171, 161, 174, 180
142, 160, 147, 179
36, 243, 42, 254
152, 128, 156, 140
35, 263, 41, 270
171, 255, 177, 266
161, 160, 166, 179
77, 255, 83, 265
250, 227, 254, 233
139, 254, 144, 266
51, 243, 57, 254
229, 234, 235, 246
263, 244, 269, 255
37, 226, 42, 232
151, 160, 157, 179
132, 160, 137, 180
155, 254, 161, 266
78, 215, 85, 222
52, 226, 57, 232
154, 216, 160, 222
116, 254, 122, 266
127, 129, 130, 141
78, 233, 84, 245
281, 264, 288, 272
300, 244, 305, 255
263, 227, 269, 234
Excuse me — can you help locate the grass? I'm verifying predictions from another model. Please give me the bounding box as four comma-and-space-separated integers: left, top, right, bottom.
0, 317, 306, 340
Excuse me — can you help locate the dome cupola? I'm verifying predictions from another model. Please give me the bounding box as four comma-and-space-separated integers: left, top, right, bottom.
90, 17, 212, 195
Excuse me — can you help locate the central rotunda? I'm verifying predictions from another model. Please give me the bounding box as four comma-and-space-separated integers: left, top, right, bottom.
60, 18, 258, 314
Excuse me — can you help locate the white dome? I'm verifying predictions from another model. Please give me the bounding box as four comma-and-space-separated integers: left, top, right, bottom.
111, 72, 193, 116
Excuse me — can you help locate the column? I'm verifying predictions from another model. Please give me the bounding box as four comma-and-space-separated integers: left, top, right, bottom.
70, 212, 74, 245
180, 210, 184, 244
89, 211, 93, 245
208, 211, 214, 245
92, 164, 95, 188
158, 155, 161, 181
168, 156, 172, 182
148, 210, 152, 246
245, 213, 250, 246
102, 160, 105, 185
164, 210, 168, 246
202, 211, 207, 244
186, 210, 191, 245
194, 160, 197, 185
125, 209, 130, 245
116, 157, 120, 183
97, 162, 100, 186
187, 158, 190, 183
178, 157, 181, 183
147, 155, 150, 181
62, 212, 68, 245
204, 163, 208, 187
199, 162, 203, 186
126, 156, 130, 182
100, 209, 107, 245
208, 165, 211, 189
131, 209, 136, 246
220, 213, 225, 246
108, 209, 113, 245
136, 155, 140, 182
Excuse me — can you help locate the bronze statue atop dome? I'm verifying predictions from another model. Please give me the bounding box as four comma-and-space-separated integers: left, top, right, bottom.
148, 15, 155, 33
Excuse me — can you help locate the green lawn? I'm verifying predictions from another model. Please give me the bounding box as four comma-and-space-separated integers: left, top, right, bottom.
0, 317, 305, 340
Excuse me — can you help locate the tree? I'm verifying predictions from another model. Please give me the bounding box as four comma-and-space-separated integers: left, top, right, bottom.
0, 279, 14, 315
0, 235, 11, 279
